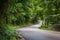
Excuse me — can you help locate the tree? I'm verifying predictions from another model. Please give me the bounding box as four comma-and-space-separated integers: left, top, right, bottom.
0, 0, 18, 40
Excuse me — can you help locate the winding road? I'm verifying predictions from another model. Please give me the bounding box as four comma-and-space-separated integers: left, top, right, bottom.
16, 21, 60, 40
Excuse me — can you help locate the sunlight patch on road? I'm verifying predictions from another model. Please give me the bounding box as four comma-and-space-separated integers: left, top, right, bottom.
17, 28, 40, 31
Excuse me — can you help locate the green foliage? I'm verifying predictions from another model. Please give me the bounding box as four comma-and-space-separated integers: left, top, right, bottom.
0, 0, 60, 40
39, 0, 60, 31
0, 0, 18, 40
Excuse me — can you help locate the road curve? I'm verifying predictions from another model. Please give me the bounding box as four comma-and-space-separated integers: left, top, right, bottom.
16, 21, 60, 40
16, 28, 60, 40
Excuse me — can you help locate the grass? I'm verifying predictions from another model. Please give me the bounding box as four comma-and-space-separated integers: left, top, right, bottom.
40, 25, 60, 31
40, 25, 55, 31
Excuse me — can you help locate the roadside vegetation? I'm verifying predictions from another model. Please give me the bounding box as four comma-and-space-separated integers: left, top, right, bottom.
40, 24, 60, 31
0, 0, 60, 40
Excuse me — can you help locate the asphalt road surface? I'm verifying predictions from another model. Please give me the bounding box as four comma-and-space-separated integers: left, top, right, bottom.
16, 20, 60, 40
16, 28, 60, 40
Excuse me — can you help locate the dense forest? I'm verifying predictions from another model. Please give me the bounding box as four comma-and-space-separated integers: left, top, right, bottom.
0, 0, 60, 40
